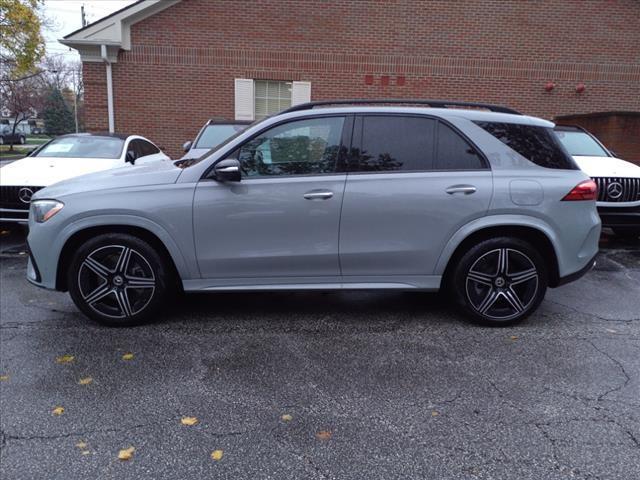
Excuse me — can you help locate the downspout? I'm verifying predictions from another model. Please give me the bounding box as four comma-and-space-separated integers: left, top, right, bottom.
100, 45, 115, 133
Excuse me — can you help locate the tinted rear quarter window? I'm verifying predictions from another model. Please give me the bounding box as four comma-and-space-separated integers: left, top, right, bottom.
476, 121, 577, 169
436, 122, 485, 170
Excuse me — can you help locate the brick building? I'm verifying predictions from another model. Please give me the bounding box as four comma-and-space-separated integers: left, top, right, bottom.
61, 0, 640, 160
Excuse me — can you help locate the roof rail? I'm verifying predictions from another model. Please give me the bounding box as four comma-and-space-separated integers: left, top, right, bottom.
281, 99, 522, 115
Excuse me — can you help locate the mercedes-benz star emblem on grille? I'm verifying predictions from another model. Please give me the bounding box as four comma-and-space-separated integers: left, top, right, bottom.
18, 187, 34, 204
606, 181, 623, 200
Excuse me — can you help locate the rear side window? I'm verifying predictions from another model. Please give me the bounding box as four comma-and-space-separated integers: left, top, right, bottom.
356, 116, 435, 172
435, 122, 485, 170
475, 122, 577, 169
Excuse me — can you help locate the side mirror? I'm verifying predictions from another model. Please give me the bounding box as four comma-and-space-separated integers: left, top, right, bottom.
125, 150, 137, 164
212, 158, 241, 182
183, 140, 193, 153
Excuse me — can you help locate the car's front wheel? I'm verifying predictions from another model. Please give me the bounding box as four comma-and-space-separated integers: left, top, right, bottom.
67, 234, 171, 326
450, 237, 548, 327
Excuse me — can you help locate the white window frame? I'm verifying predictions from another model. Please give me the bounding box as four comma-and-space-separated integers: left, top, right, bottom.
234, 79, 311, 121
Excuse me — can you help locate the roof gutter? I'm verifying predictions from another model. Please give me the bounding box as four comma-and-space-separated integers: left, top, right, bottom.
101, 45, 115, 133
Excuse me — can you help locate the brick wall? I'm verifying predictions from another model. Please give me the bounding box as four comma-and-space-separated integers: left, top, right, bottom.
83, 0, 640, 158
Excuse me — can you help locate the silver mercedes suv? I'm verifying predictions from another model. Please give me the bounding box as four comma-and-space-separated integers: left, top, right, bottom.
26, 100, 601, 327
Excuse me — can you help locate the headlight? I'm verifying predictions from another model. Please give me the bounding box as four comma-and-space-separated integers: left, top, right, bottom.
31, 200, 64, 223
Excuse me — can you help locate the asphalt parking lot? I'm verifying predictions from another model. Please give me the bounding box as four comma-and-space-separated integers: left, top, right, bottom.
0, 226, 638, 480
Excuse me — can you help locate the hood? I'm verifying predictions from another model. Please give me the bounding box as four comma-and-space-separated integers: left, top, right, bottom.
0, 156, 121, 187
32, 159, 182, 200
573, 155, 640, 178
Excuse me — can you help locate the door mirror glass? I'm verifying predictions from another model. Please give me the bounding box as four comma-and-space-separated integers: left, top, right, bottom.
183, 140, 193, 152
125, 150, 137, 164
213, 158, 241, 182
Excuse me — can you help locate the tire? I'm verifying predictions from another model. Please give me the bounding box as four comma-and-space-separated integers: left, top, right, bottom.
67, 233, 172, 327
612, 227, 640, 239
449, 237, 548, 327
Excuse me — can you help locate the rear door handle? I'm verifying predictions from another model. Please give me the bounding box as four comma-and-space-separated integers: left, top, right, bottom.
445, 185, 477, 195
304, 190, 334, 200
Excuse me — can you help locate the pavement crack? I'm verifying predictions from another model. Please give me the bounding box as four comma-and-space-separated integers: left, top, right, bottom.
585, 339, 631, 401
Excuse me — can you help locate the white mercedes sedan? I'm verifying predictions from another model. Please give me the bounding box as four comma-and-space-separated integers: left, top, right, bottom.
0, 133, 169, 223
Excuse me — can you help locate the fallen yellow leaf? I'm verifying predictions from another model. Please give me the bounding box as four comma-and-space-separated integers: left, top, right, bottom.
81, 450, 90, 455
121, 353, 134, 361
431, 410, 439, 417
181, 416, 198, 426
210, 449, 224, 461
56, 355, 75, 364
510, 336, 518, 341
316, 430, 332, 440
52, 406, 65, 416
118, 446, 135, 461
0, 374, 9, 381
281, 414, 293, 422
78, 377, 93, 385
76, 441, 88, 449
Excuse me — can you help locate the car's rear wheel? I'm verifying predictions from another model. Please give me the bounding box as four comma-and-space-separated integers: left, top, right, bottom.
67, 234, 171, 327
450, 237, 548, 327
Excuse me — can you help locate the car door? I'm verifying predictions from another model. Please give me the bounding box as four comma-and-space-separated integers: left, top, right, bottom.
193, 115, 349, 282
339, 115, 493, 281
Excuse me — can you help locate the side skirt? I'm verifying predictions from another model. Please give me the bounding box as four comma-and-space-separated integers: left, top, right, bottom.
182, 275, 442, 292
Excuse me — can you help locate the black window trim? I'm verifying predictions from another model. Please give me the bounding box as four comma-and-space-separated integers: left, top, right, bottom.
346, 113, 490, 175
201, 113, 352, 181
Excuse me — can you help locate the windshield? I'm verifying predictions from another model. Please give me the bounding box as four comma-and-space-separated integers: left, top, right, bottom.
34, 136, 125, 159
194, 124, 248, 149
554, 130, 609, 157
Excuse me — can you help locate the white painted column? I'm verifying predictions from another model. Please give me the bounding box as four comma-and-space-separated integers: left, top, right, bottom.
101, 45, 115, 133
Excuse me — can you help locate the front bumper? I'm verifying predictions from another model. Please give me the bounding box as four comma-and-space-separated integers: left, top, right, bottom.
0, 207, 29, 223
597, 204, 640, 228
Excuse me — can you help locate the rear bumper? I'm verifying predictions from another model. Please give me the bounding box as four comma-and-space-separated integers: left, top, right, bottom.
556, 252, 597, 287
597, 204, 640, 228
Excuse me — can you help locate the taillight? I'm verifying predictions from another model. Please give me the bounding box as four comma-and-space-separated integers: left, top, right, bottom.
562, 179, 598, 201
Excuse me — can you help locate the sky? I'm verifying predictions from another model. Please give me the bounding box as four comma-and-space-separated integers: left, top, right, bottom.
42, 0, 137, 61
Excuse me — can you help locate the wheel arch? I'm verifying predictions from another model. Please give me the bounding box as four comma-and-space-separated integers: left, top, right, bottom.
439, 222, 561, 288
56, 224, 185, 291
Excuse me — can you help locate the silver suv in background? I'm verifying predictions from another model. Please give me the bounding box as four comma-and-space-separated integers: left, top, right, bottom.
26, 100, 600, 327
181, 119, 250, 159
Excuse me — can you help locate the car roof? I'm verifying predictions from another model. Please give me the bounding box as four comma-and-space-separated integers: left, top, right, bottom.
57, 132, 130, 140
280, 106, 553, 127
205, 119, 252, 126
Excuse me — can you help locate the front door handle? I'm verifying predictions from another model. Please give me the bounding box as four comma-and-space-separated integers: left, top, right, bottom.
304, 190, 334, 200
445, 185, 477, 195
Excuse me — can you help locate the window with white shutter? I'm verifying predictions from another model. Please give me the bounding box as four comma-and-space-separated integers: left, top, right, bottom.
234, 79, 255, 121
235, 79, 313, 121
291, 81, 311, 106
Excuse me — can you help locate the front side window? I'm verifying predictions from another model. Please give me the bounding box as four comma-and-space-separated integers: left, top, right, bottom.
476, 121, 577, 169
34, 136, 124, 159
237, 116, 345, 177
355, 116, 436, 172
554, 129, 609, 157
254, 80, 292, 120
